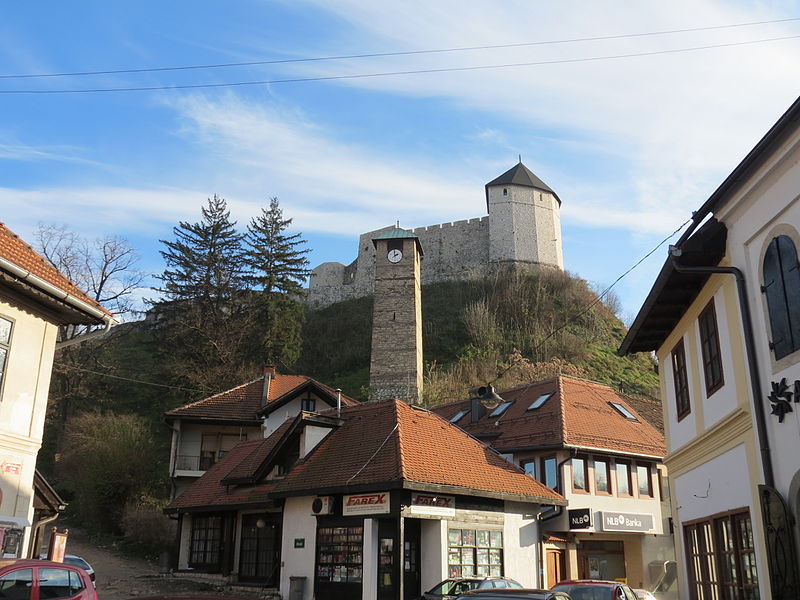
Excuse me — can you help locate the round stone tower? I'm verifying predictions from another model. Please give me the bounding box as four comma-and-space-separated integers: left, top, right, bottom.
486, 161, 563, 271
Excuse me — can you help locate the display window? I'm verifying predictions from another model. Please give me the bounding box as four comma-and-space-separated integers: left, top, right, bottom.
447, 528, 503, 577
316, 526, 363, 583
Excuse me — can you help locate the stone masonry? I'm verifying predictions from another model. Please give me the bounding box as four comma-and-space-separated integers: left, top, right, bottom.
308, 162, 563, 309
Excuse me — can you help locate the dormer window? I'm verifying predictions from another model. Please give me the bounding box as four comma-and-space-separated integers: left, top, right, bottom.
527, 393, 553, 410
490, 401, 513, 417
609, 402, 638, 422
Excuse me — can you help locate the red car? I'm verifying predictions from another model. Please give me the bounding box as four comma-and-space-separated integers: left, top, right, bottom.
0, 559, 98, 600
552, 579, 638, 600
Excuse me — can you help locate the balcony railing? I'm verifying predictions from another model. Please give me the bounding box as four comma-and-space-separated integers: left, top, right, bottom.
176, 454, 215, 472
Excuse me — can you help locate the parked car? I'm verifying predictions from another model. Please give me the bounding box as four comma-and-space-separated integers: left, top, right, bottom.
632, 590, 657, 600
456, 589, 573, 599
422, 577, 523, 599
0, 558, 98, 600
38, 554, 96, 586
551, 580, 638, 600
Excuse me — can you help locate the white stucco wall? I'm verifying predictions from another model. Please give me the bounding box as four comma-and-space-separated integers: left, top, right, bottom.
419, 518, 447, 593
279, 497, 318, 600
264, 397, 305, 437
662, 333, 699, 452
502, 501, 540, 587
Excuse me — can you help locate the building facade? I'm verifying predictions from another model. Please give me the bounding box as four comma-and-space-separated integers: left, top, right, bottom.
621, 95, 800, 599
308, 162, 563, 309
166, 399, 565, 600
0, 223, 114, 557
432, 376, 675, 592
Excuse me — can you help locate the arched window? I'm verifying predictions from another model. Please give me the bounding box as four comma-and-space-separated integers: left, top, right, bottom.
762, 235, 800, 359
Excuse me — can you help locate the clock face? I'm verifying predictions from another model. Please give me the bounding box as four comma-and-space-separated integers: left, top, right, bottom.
387, 248, 403, 263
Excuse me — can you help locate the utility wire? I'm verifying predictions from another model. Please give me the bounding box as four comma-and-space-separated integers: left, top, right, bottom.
1, 34, 799, 95
488, 215, 694, 386
54, 361, 210, 393
2, 17, 797, 80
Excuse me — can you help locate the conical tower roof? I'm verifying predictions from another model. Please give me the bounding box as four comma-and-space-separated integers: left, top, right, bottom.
485, 162, 560, 210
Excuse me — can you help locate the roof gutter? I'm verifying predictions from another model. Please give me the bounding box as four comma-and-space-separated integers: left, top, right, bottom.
0, 256, 116, 327
669, 252, 774, 488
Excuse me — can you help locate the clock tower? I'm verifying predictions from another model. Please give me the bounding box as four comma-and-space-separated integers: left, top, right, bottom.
369, 226, 424, 403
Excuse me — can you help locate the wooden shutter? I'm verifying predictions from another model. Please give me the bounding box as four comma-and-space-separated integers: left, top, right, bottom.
763, 236, 800, 359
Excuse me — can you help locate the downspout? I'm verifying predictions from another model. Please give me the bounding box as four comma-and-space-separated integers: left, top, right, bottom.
27, 512, 62, 558
669, 251, 774, 488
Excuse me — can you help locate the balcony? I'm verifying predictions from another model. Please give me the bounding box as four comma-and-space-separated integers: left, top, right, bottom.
175, 453, 215, 473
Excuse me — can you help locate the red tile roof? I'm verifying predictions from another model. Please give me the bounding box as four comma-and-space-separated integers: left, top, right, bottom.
164, 374, 357, 422
0, 223, 112, 319
272, 400, 564, 503
431, 376, 665, 458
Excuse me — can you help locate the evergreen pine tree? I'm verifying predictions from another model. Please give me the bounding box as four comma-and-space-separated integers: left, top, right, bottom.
244, 197, 310, 364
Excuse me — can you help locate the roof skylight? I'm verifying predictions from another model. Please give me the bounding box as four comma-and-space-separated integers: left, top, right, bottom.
450, 409, 469, 423
490, 401, 513, 417
609, 402, 638, 422
527, 392, 553, 410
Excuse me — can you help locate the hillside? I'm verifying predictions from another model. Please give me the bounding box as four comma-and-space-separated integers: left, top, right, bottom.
296, 269, 659, 404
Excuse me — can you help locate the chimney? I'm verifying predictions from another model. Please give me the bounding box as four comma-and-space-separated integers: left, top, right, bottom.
261, 365, 276, 408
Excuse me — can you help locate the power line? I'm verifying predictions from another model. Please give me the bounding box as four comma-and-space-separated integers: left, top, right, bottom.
2, 16, 797, 80
2, 34, 797, 95
54, 361, 210, 393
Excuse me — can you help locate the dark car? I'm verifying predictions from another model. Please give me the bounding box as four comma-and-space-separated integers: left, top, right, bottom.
552, 580, 638, 600
422, 577, 523, 599
0, 558, 98, 600
456, 588, 572, 599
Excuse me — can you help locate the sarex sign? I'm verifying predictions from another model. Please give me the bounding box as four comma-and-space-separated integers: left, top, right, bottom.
343, 493, 390, 515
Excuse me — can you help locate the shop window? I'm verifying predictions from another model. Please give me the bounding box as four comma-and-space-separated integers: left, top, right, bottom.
572, 456, 588, 493
0, 316, 12, 397
685, 510, 758, 599
698, 299, 724, 395
521, 459, 536, 479
636, 464, 653, 498
671, 339, 691, 421
594, 458, 610, 494
763, 235, 800, 359
316, 526, 363, 583
0, 568, 32, 600
615, 461, 632, 496
189, 515, 222, 569
448, 529, 503, 578
542, 456, 558, 491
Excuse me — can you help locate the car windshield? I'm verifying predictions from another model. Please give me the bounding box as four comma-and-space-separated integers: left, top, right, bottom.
552, 585, 615, 600
428, 579, 480, 595
63, 557, 90, 570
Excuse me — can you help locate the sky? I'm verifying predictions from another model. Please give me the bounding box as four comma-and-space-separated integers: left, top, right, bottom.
3, 1, 800, 323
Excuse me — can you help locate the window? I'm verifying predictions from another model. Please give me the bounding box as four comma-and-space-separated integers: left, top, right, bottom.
189, 514, 223, 568
636, 464, 653, 497
699, 299, 724, 395
448, 529, 503, 578
763, 235, 800, 359
543, 456, 558, 491
450, 409, 469, 423
572, 456, 588, 492
316, 525, 363, 583
594, 458, 610, 494
39, 569, 83, 600
0, 568, 32, 600
671, 339, 691, 420
521, 459, 537, 479
685, 510, 758, 600
503, 188, 508, 196
490, 401, 513, 417
608, 402, 638, 421
615, 461, 631, 496
527, 392, 553, 410
301, 395, 316, 412
0, 316, 12, 393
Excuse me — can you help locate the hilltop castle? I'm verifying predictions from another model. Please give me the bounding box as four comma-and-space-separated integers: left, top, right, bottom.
307, 161, 564, 308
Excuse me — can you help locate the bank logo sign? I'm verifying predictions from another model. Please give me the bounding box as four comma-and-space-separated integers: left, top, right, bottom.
568, 508, 592, 529
600, 511, 655, 532
410, 493, 456, 517
342, 492, 390, 515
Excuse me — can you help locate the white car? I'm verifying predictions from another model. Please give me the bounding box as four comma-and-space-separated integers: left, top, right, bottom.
633, 590, 657, 600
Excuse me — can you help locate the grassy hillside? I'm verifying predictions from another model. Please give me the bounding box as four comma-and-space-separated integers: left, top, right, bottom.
296, 269, 658, 404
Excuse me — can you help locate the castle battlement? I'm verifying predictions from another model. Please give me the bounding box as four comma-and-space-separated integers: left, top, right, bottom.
307, 162, 563, 309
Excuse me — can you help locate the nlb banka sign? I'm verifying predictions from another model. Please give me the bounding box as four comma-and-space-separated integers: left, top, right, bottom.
600, 511, 655, 532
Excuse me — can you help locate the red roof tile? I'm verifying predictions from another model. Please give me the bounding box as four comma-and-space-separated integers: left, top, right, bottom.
0, 223, 112, 319
431, 376, 665, 458
164, 374, 357, 422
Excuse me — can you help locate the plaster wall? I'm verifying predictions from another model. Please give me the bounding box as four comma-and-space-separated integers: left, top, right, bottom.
279, 496, 318, 600
661, 330, 700, 452
419, 518, 447, 593
502, 501, 539, 587
264, 397, 305, 437
177, 514, 192, 570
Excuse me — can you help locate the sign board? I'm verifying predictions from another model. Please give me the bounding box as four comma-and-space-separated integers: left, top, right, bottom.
600, 511, 655, 532
568, 508, 592, 529
294, 538, 305, 548
410, 493, 455, 517
48, 530, 68, 562
343, 492, 390, 516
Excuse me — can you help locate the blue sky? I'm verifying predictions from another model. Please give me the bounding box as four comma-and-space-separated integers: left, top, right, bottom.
3, 1, 800, 322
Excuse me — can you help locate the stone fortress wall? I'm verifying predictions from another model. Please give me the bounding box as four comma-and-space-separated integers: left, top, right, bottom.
307, 163, 563, 309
